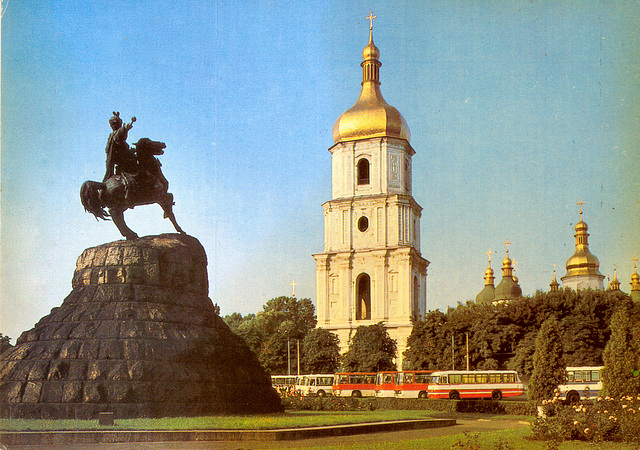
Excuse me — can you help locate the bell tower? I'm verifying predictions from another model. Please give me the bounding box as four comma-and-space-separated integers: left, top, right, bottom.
313, 16, 429, 368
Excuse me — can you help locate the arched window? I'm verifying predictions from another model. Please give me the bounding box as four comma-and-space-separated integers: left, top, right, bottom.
356, 273, 371, 320
357, 158, 370, 185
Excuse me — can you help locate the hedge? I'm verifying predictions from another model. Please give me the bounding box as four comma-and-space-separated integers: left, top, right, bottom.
281, 396, 536, 416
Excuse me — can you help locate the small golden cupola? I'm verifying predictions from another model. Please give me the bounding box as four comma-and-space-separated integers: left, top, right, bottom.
494, 240, 522, 303
630, 256, 640, 303
550, 265, 560, 292
561, 200, 605, 290
476, 249, 496, 304
608, 266, 621, 291
332, 14, 410, 144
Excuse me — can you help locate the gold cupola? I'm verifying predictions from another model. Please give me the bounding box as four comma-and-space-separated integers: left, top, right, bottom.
561, 200, 605, 290
549, 265, 560, 292
476, 249, 496, 304
608, 266, 621, 291
332, 21, 410, 144
494, 240, 522, 302
631, 256, 640, 303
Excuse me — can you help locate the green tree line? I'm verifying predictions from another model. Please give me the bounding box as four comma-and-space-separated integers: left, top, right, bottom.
404, 289, 638, 379
222, 289, 639, 389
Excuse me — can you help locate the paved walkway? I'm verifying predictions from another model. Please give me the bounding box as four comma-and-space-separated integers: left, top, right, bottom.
2, 418, 529, 450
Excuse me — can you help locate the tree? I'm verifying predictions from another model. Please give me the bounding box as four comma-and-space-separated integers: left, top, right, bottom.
602, 305, 640, 398
507, 330, 537, 379
301, 328, 340, 374
342, 322, 396, 372
528, 316, 566, 401
223, 312, 255, 334
403, 310, 449, 370
0, 333, 12, 354
224, 297, 317, 374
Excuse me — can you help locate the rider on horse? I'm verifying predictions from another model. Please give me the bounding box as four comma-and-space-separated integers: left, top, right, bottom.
103, 112, 137, 182
82, 112, 185, 240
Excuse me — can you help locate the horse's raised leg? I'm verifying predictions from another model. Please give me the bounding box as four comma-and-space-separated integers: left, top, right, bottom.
109, 208, 139, 240
159, 195, 185, 234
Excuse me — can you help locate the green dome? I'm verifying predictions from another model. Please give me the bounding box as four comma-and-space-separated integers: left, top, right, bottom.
475, 285, 495, 304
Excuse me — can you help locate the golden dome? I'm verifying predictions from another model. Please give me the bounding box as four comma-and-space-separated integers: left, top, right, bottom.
332, 29, 411, 144
609, 267, 621, 291
362, 38, 380, 60
564, 218, 603, 277
631, 257, 640, 290
550, 269, 560, 292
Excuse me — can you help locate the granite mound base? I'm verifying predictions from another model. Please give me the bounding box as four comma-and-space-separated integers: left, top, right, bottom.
0, 234, 283, 419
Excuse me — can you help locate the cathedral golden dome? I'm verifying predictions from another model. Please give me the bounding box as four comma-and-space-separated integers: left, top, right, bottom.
564, 217, 602, 277
332, 28, 411, 144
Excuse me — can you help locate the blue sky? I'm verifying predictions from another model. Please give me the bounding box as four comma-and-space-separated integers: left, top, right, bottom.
2, 1, 639, 342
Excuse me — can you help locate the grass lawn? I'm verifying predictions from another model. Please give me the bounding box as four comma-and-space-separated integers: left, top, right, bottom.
0, 410, 442, 431
291, 426, 640, 450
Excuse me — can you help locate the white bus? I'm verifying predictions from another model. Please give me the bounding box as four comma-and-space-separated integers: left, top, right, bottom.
296, 374, 334, 397
271, 375, 298, 394
558, 366, 603, 404
427, 370, 525, 400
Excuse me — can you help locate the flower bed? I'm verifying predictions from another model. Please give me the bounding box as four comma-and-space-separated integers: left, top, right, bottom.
532, 392, 640, 444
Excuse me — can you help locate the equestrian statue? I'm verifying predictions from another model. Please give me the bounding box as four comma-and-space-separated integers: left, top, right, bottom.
81, 112, 185, 240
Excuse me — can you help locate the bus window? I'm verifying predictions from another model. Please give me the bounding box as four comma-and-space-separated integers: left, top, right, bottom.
574, 371, 583, 382
503, 373, 515, 383
462, 374, 474, 384
476, 373, 489, 384
450, 374, 462, 384
339, 375, 348, 384
489, 373, 501, 383
365, 375, 376, 384
567, 371, 575, 382
415, 373, 430, 384
404, 373, 414, 384
591, 371, 600, 382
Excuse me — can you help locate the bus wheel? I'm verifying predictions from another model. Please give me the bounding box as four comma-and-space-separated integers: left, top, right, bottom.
317, 390, 326, 398
449, 391, 460, 400
566, 391, 580, 404
491, 390, 502, 401
418, 391, 428, 399
351, 390, 362, 398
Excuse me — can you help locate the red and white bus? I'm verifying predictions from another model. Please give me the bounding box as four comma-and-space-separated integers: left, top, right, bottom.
427, 370, 524, 400
374, 371, 399, 398
333, 372, 376, 397
395, 370, 434, 398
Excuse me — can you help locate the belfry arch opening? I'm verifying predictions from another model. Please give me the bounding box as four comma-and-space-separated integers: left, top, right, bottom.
357, 158, 370, 185
356, 273, 371, 320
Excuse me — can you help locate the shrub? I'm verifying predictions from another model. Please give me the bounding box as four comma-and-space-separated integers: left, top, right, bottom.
282, 396, 536, 415
531, 394, 640, 444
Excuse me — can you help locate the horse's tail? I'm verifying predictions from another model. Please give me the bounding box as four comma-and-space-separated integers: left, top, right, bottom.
80, 181, 110, 220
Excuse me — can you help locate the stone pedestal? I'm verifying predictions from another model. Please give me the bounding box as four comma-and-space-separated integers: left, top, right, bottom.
0, 234, 282, 419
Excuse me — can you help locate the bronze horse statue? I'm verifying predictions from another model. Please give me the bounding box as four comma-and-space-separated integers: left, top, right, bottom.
81, 138, 185, 240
